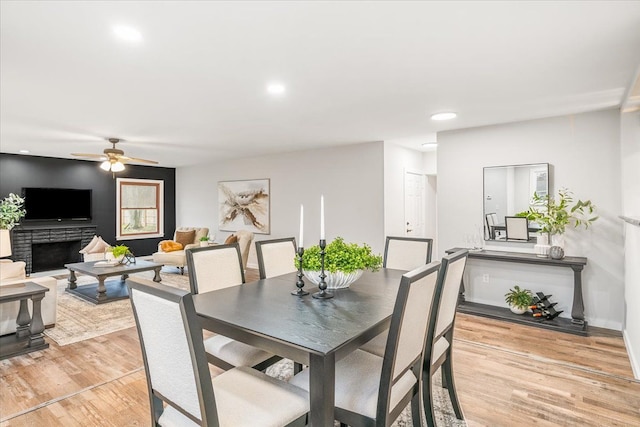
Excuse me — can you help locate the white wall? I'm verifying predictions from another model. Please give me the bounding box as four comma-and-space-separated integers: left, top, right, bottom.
438, 109, 625, 329
176, 142, 385, 267
621, 109, 640, 378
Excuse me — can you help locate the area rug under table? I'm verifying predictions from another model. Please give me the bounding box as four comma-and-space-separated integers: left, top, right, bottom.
44, 270, 190, 346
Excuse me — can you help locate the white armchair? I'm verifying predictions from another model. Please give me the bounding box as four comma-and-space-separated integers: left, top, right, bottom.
152, 227, 209, 274
0, 260, 58, 336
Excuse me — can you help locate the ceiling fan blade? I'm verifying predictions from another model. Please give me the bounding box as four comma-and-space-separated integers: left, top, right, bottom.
120, 156, 159, 165
71, 153, 106, 159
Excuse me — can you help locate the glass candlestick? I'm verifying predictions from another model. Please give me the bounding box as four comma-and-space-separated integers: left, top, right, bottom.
292, 246, 309, 296
312, 239, 333, 299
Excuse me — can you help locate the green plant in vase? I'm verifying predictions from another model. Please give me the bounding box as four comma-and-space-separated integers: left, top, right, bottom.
504, 285, 533, 314
296, 237, 382, 289
108, 244, 131, 263
199, 236, 210, 247
0, 193, 26, 230
517, 188, 598, 250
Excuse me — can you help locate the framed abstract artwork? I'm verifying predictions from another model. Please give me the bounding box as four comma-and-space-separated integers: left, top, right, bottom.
116, 178, 164, 240
218, 179, 270, 234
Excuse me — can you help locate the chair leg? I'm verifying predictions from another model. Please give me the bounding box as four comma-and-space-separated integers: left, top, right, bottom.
422, 369, 437, 427
410, 386, 422, 427
442, 356, 464, 420
179, 266, 184, 275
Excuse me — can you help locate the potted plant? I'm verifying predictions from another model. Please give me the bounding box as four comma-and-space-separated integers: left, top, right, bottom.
518, 188, 598, 249
199, 236, 210, 247
108, 244, 130, 263
297, 237, 382, 289
0, 193, 26, 257
504, 285, 533, 314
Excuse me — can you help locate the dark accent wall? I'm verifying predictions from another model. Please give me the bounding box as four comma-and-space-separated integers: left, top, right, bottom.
0, 153, 176, 257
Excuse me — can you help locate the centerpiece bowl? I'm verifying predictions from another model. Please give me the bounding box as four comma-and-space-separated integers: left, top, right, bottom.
303, 269, 364, 290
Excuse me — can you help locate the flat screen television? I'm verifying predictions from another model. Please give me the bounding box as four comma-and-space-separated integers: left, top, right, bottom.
22, 187, 92, 221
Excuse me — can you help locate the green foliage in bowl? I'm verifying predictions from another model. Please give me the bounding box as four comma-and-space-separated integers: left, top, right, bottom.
504, 285, 533, 309
297, 237, 382, 274
110, 244, 130, 258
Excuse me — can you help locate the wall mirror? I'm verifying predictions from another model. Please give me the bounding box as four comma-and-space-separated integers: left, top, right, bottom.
483, 163, 550, 241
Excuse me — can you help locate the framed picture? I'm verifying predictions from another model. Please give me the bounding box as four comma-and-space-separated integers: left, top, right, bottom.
218, 179, 270, 234
116, 178, 164, 240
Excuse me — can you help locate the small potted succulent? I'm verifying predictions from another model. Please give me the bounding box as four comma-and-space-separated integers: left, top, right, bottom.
199, 236, 210, 247
504, 285, 533, 314
297, 237, 382, 289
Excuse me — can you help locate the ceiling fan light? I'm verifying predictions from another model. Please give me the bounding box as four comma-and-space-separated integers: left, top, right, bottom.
111, 161, 125, 172
100, 161, 112, 171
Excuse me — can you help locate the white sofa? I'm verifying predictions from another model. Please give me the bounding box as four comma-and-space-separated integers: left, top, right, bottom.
0, 260, 57, 336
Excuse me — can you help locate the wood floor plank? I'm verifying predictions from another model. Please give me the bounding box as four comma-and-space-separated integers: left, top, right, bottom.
1, 268, 638, 426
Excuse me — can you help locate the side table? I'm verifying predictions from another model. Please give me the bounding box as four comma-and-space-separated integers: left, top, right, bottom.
0, 281, 49, 360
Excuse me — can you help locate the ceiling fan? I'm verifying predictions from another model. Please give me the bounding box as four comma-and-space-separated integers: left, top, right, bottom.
71, 138, 158, 172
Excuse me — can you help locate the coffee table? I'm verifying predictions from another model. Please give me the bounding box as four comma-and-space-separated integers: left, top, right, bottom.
0, 281, 49, 360
65, 259, 163, 304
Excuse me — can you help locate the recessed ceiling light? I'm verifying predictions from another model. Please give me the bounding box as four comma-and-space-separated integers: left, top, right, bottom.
267, 83, 286, 95
19, 150, 30, 154
430, 112, 457, 121
421, 142, 438, 148
113, 25, 143, 43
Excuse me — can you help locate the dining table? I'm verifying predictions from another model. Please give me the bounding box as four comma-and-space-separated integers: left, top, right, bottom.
193, 268, 405, 427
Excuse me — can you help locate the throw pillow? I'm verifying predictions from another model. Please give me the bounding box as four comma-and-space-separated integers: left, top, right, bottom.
160, 240, 183, 252
224, 234, 238, 244
79, 235, 100, 254
89, 236, 111, 254
175, 230, 196, 247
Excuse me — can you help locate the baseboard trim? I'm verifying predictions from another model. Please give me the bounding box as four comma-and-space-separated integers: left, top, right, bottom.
623, 329, 640, 380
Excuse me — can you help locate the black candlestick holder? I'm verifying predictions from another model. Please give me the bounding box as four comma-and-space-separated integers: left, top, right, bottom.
292, 246, 309, 296
312, 239, 334, 299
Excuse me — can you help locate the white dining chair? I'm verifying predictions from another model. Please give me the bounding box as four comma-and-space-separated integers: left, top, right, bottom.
255, 237, 297, 279
505, 216, 529, 241
291, 261, 442, 427
383, 236, 434, 270
127, 278, 309, 427
186, 244, 281, 371
423, 249, 469, 427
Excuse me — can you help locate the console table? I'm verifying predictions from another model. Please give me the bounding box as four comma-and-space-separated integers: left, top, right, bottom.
446, 248, 588, 336
0, 281, 49, 359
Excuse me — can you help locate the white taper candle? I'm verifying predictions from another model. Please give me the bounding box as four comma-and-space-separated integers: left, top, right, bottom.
320, 195, 325, 240
299, 204, 304, 248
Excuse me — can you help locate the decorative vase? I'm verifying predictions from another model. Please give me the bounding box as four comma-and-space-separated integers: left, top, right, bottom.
534, 233, 550, 258
509, 305, 527, 315
200, 241, 208, 247
303, 269, 364, 289
549, 246, 565, 260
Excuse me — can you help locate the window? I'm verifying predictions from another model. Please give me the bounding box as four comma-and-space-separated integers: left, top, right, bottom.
116, 178, 164, 240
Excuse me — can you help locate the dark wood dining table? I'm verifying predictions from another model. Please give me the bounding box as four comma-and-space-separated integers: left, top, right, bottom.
193, 268, 405, 427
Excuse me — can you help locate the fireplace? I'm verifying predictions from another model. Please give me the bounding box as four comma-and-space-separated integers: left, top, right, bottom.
11, 225, 97, 274
32, 240, 82, 272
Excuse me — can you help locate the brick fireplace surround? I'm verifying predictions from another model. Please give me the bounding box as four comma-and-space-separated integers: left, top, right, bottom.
11, 225, 97, 274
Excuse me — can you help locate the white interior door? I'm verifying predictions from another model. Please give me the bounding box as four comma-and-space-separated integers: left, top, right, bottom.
404, 171, 425, 236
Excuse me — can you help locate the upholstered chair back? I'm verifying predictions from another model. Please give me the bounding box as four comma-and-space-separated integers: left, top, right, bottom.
505, 216, 529, 241
235, 230, 255, 269
383, 236, 434, 271
128, 279, 217, 425
255, 237, 297, 279
186, 243, 245, 294
434, 250, 469, 337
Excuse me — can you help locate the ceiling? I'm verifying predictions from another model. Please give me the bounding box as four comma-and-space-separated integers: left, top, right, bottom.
1, 1, 639, 168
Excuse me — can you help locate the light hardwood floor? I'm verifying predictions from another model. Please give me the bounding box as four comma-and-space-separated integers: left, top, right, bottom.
1, 269, 639, 426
